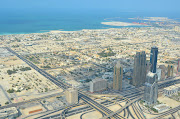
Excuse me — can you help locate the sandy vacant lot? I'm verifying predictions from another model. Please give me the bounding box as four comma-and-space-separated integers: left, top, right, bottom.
158, 96, 180, 108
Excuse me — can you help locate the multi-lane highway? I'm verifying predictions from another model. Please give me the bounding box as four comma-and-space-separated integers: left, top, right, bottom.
151, 105, 180, 119
5, 47, 180, 119
5, 47, 124, 119
0, 92, 64, 110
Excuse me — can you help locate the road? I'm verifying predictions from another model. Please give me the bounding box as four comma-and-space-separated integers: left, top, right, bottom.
0, 92, 63, 110
100, 96, 142, 119
5, 47, 124, 119
0, 85, 12, 104
5, 47, 180, 119
151, 105, 180, 119
36, 99, 123, 119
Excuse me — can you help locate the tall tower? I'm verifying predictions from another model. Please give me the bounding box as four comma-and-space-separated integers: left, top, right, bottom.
133, 51, 147, 87
167, 65, 174, 77
150, 46, 158, 73
177, 59, 180, 75
113, 61, 123, 91
144, 72, 158, 105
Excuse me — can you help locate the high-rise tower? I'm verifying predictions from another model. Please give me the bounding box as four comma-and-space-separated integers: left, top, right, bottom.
113, 61, 123, 91
144, 72, 158, 105
177, 59, 180, 74
133, 51, 147, 87
150, 46, 158, 73
167, 65, 174, 77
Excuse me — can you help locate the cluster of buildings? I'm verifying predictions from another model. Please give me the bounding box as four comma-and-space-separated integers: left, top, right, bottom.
163, 84, 180, 96
0, 107, 18, 119
175, 26, 180, 32
87, 45, 180, 106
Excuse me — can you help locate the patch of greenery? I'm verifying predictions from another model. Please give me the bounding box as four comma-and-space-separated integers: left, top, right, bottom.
16, 90, 21, 92
19, 67, 31, 71
85, 79, 92, 82
45, 88, 48, 92
41, 65, 51, 69
98, 48, 116, 57
12, 45, 20, 48
7, 69, 18, 75
140, 100, 144, 104
114, 38, 127, 40
150, 107, 158, 113
7, 89, 15, 93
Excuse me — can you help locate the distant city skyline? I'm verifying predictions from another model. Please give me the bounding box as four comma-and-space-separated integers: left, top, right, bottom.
1, 0, 180, 12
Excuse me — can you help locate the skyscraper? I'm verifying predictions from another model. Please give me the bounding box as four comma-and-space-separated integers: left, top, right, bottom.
144, 72, 158, 105
133, 51, 147, 87
167, 65, 174, 77
113, 61, 123, 91
177, 59, 180, 74
150, 46, 158, 73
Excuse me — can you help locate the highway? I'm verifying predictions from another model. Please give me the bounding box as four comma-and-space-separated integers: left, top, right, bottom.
5, 47, 124, 119
35, 99, 122, 119
0, 92, 63, 110
5, 47, 180, 119
100, 96, 142, 119
151, 105, 180, 119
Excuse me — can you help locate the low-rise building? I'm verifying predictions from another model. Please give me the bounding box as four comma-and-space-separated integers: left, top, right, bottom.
163, 84, 180, 96
153, 104, 169, 113
175, 26, 180, 32
102, 72, 113, 80
0, 107, 18, 119
90, 78, 107, 93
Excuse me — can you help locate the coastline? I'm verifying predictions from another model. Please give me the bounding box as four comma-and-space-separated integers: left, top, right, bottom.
101, 21, 148, 27
0, 25, 146, 36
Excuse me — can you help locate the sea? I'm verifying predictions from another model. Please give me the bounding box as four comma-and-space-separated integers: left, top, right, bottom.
0, 8, 180, 35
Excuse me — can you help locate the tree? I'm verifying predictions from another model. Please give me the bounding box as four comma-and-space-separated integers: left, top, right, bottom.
7, 89, 15, 93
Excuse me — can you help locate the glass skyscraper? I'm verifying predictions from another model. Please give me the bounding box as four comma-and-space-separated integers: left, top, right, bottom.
150, 46, 158, 73
113, 61, 123, 91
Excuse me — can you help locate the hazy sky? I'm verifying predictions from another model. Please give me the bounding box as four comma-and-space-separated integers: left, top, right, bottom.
1, 0, 180, 12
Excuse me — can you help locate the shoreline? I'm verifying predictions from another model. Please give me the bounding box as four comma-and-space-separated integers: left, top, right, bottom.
101, 21, 149, 27
0, 25, 145, 36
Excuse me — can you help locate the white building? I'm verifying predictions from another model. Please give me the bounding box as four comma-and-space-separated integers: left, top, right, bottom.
156, 69, 162, 81
144, 72, 158, 105
175, 26, 180, 32
0, 107, 18, 119
153, 104, 169, 113
90, 78, 107, 93
163, 84, 180, 96
65, 88, 78, 104
107, 81, 113, 89
102, 72, 113, 80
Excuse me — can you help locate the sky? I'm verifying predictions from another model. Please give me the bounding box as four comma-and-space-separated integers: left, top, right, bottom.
1, 0, 180, 12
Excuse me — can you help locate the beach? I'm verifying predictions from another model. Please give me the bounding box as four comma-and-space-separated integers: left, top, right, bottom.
101, 21, 143, 26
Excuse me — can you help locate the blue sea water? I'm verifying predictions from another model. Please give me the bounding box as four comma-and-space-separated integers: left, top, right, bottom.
0, 8, 180, 35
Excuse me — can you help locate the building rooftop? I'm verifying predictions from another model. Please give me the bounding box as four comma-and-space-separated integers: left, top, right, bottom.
147, 72, 156, 78
164, 84, 180, 90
